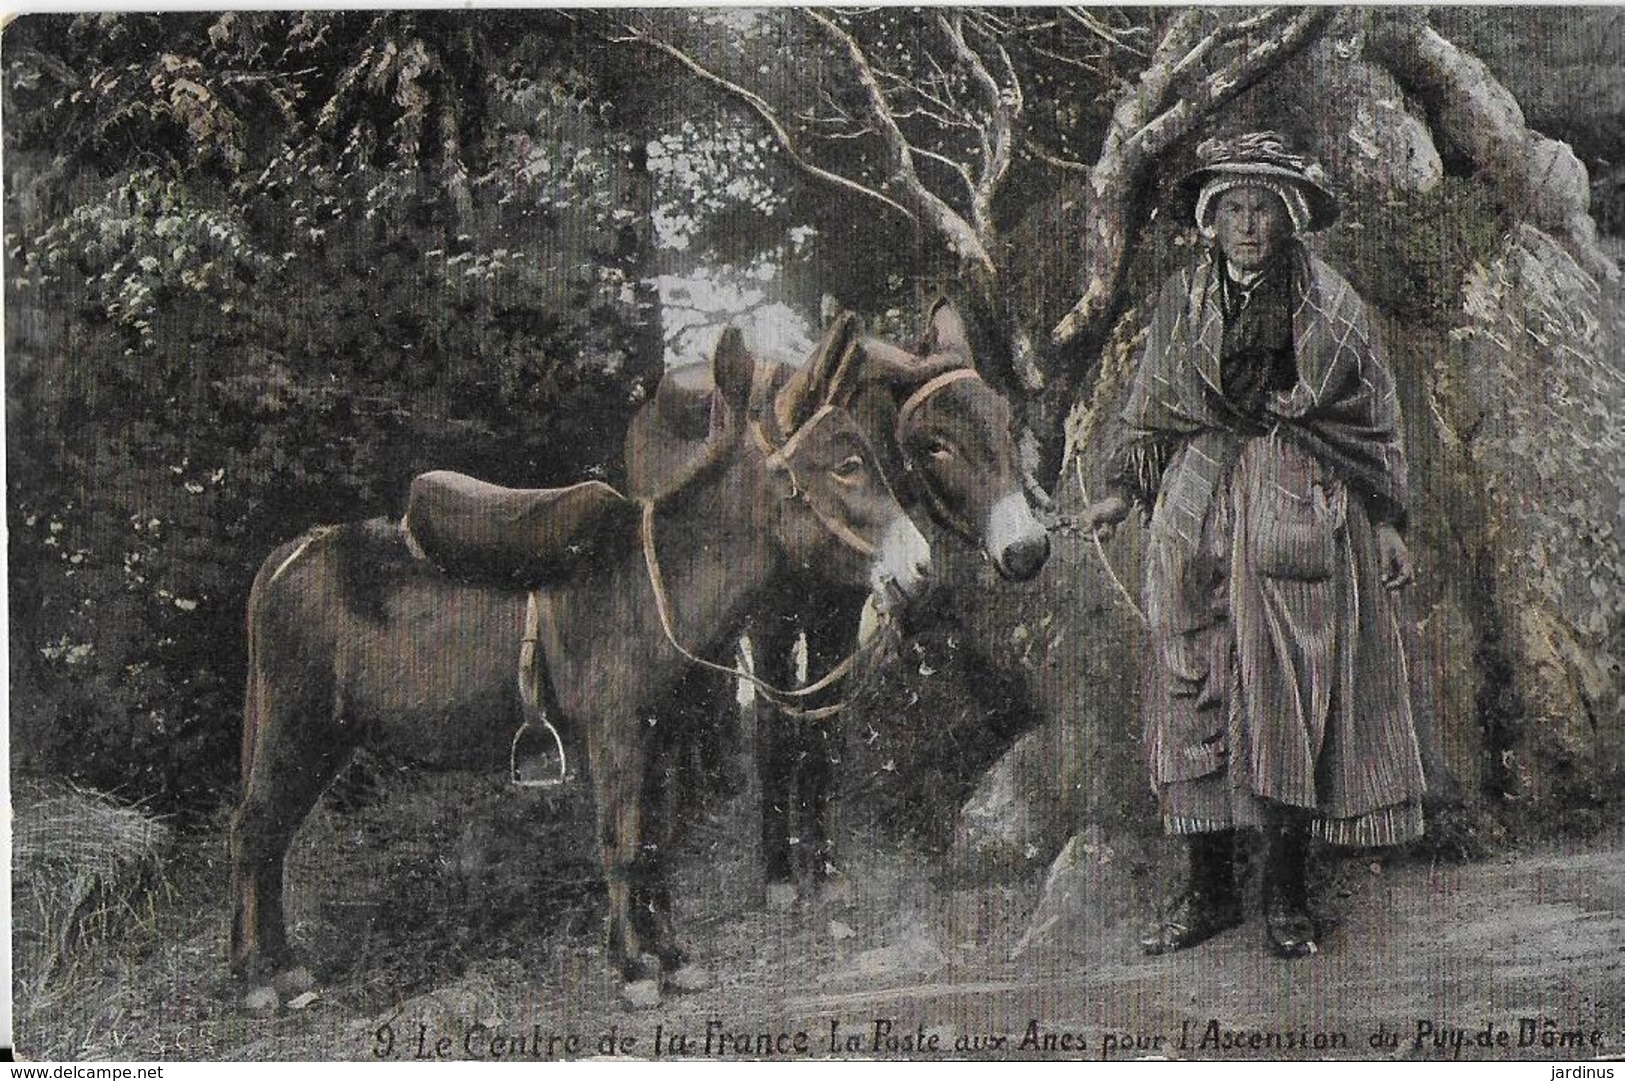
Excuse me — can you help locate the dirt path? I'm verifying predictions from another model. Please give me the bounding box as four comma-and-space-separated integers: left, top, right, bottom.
211, 825, 1625, 1063
22, 768, 1619, 1063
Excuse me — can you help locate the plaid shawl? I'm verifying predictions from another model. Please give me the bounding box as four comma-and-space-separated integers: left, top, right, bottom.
1120, 244, 1408, 540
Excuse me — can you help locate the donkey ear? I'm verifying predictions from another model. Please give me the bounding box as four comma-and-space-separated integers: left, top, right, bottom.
805, 310, 863, 405
858, 336, 965, 389
777, 310, 862, 431
711, 326, 754, 415
919, 298, 972, 366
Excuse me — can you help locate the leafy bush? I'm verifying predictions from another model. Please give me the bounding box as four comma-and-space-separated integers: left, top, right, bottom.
6, 13, 661, 813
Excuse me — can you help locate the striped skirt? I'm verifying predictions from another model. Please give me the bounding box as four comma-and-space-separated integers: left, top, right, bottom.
1141, 434, 1427, 846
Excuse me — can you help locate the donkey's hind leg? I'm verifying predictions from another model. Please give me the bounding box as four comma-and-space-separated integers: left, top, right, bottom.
229, 702, 354, 979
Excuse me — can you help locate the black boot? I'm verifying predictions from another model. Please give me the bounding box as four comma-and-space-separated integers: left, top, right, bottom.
1141, 831, 1243, 955
1263, 816, 1318, 958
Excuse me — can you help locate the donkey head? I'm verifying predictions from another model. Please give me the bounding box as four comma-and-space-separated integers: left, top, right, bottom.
739, 323, 931, 613
823, 299, 1051, 582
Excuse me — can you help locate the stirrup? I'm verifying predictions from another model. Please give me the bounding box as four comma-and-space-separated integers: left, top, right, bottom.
510, 719, 570, 787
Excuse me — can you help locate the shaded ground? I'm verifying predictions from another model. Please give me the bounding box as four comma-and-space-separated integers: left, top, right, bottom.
14, 768, 1624, 1063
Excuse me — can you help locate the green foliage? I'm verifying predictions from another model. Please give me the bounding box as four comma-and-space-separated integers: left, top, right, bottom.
6, 12, 661, 811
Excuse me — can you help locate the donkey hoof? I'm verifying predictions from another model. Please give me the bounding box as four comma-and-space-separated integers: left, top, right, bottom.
272, 966, 315, 998
665, 963, 715, 993
620, 978, 662, 1009
243, 985, 280, 1016
766, 882, 798, 912
817, 876, 856, 908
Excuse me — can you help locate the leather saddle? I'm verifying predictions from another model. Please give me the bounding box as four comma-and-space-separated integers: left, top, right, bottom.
402, 469, 635, 588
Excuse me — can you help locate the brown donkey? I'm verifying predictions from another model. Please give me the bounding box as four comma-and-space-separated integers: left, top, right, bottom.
228, 329, 931, 1005
626, 300, 1050, 893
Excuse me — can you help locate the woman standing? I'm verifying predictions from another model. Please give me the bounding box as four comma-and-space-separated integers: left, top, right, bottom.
1082, 132, 1427, 959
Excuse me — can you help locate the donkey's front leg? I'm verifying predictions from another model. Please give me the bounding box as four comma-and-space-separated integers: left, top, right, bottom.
588, 717, 661, 1007
635, 756, 714, 993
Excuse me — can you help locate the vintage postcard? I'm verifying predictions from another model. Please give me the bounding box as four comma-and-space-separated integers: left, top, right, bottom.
5, 6, 1622, 1067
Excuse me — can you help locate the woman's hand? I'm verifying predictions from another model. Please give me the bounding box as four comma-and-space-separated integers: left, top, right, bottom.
1079, 493, 1132, 541
1377, 522, 1414, 591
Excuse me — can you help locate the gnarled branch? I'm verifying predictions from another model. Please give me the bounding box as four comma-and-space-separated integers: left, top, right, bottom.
801, 9, 998, 277
1050, 7, 1333, 349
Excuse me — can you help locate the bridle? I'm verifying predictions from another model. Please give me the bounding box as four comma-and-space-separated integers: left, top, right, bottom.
751, 405, 880, 560
639, 392, 895, 721
894, 367, 985, 543
506, 380, 892, 789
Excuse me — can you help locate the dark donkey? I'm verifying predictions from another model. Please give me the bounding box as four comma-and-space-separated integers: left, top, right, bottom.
228, 329, 931, 1006
627, 300, 1050, 892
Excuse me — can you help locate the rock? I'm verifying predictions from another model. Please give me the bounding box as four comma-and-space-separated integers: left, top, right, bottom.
242, 985, 279, 1016
1443, 224, 1625, 826
827, 919, 856, 941
851, 919, 943, 978
1373, 14, 1620, 282
286, 991, 320, 1011
271, 966, 314, 998
665, 964, 715, 993
765, 882, 797, 912
1010, 824, 1160, 960
620, 979, 661, 1010
1305, 30, 1443, 196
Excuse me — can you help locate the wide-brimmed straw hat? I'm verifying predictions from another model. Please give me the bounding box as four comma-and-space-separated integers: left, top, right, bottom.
1178, 131, 1339, 232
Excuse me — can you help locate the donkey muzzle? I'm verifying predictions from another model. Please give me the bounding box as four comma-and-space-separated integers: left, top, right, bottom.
871, 516, 933, 613
986, 491, 1051, 581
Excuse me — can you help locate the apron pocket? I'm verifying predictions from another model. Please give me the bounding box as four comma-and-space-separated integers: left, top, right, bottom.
1252, 478, 1342, 581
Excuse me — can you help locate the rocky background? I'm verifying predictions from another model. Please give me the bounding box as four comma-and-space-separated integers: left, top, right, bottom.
833, 9, 1624, 950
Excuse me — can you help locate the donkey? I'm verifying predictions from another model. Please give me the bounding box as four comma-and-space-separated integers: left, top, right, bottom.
228, 328, 931, 1005
626, 300, 1050, 893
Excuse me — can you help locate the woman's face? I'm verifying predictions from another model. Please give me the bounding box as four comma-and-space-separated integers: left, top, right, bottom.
1213, 186, 1290, 272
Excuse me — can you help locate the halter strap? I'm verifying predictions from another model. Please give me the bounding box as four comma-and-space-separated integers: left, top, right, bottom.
894, 367, 981, 440
894, 367, 984, 542
752, 407, 881, 560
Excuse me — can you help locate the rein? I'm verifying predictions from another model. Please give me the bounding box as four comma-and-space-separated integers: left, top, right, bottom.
640, 501, 853, 720
1071, 455, 1149, 627
638, 401, 888, 722
895, 368, 983, 542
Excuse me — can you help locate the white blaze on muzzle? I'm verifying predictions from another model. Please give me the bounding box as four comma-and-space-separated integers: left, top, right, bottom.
871, 515, 932, 613
986, 491, 1049, 576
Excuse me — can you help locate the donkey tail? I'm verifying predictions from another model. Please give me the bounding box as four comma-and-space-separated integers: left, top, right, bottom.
241, 527, 332, 788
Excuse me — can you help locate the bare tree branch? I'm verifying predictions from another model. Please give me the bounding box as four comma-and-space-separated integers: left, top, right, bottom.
1163, 7, 1290, 94
613, 23, 916, 224
1028, 43, 1108, 77
1130, 7, 1329, 161
938, 13, 1020, 235
1024, 136, 1094, 173
800, 9, 997, 276
1050, 6, 1333, 349
914, 146, 978, 200
1061, 7, 1150, 58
